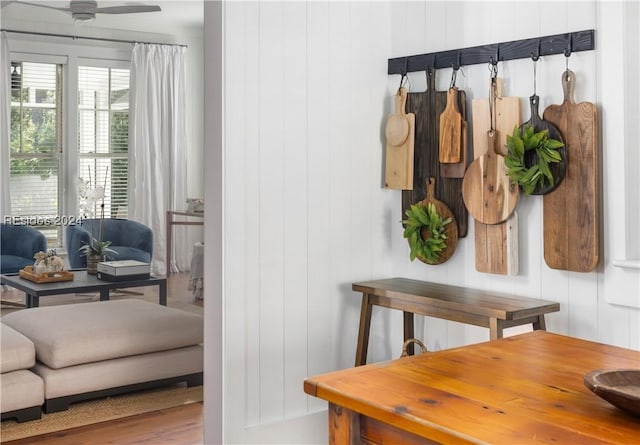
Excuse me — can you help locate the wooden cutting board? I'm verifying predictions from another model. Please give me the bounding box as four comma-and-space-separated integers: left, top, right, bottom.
412, 177, 458, 265
519, 95, 566, 195
403, 71, 469, 237
439, 87, 463, 163
440, 119, 468, 178
385, 87, 415, 190
471, 79, 520, 275
542, 70, 598, 272
462, 129, 519, 225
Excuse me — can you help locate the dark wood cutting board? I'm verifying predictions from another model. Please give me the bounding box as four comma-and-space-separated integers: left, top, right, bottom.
402, 71, 469, 237
542, 70, 599, 272
519, 95, 566, 195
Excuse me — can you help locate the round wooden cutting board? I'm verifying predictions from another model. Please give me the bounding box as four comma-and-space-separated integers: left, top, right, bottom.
412, 177, 458, 265
462, 130, 519, 225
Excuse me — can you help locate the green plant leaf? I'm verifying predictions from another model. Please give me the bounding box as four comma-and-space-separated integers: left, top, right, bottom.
545, 139, 565, 150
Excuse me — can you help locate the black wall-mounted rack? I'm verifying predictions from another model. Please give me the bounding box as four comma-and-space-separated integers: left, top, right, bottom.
388, 29, 594, 75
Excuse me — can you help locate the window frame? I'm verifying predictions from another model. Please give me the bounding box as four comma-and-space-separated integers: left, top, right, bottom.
76, 60, 131, 221
8, 40, 131, 251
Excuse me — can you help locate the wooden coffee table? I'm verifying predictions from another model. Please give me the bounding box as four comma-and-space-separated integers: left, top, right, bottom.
1, 270, 167, 308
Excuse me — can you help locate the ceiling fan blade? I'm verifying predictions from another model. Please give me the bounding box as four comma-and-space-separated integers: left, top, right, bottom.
94, 5, 160, 14
11, 1, 71, 12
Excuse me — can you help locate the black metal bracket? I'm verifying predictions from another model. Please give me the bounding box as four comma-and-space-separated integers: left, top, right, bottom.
388, 29, 594, 75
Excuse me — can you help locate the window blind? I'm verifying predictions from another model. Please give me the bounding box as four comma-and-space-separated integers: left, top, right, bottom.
9, 61, 62, 245
78, 66, 129, 220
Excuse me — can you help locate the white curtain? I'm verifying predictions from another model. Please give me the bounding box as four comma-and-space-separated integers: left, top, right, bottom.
129, 43, 188, 276
1, 32, 11, 219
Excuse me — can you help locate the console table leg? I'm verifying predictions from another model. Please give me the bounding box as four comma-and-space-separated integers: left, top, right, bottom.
29, 294, 38, 308
355, 294, 372, 366
99, 289, 109, 301
403, 311, 415, 356
533, 315, 546, 331
489, 318, 505, 340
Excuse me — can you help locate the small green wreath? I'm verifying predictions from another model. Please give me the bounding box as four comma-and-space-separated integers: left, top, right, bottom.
505, 125, 564, 195
402, 203, 452, 264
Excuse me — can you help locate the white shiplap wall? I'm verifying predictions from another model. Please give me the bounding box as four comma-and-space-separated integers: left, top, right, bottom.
215, 1, 640, 443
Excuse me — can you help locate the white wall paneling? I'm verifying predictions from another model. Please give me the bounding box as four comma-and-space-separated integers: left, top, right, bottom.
210, 1, 640, 443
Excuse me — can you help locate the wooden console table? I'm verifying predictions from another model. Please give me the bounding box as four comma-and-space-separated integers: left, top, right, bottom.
304, 331, 640, 444
353, 278, 560, 366
166, 211, 204, 275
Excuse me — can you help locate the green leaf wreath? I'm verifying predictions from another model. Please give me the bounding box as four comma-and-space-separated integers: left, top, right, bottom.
504, 125, 564, 195
402, 203, 452, 264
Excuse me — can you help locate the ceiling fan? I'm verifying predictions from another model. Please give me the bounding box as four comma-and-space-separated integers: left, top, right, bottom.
9, 1, 161, 22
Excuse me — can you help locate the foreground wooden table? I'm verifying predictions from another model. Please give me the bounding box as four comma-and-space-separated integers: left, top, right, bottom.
304, 331, 640, 444
353, 278, 560, 365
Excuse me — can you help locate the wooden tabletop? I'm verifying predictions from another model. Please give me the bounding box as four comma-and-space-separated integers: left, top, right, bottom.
304, 331, 640, 444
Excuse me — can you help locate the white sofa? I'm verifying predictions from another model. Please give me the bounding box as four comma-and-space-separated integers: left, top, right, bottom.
1, 323, 44, 422
2, 299, 203, 413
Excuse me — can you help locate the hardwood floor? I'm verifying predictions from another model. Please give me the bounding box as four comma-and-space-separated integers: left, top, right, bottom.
1, 273, 205, 444
4, 403, 204, 445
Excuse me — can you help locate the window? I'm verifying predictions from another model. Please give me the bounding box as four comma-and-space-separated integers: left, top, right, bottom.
9, 61, 63, 245
77, 66, 129, 220
8, 57, 130, 248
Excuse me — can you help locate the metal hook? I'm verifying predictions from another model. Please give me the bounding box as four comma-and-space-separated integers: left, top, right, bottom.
450, 66, 457, 89
531, 39, 541, 62
399, 73, 408, 90
488, 59, 498, 79
532, 57, 538, 96
564, 35, 572, 72
427, 54, 436, 73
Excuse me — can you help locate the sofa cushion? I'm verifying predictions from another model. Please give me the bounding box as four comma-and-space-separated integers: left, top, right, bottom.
34, 345, 203, 399
0, 324, 36, 373
0, 370, 44, 413
2, 299, 203, 369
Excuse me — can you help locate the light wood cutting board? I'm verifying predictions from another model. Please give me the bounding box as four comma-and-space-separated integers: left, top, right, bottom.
385, 87, 415, 190
471, 79, 520, 275
542, 70, 598, 272
439, 87, 463, 163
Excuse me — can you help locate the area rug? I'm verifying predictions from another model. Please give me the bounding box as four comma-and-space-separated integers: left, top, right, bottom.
0, 384, 203, 443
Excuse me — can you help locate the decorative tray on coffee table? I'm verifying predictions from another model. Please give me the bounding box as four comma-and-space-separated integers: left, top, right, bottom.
19, 266, 74, 284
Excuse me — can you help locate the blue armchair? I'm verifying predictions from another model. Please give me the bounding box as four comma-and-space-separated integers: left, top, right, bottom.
66, 218, 153, 269
1, 224, 48, 274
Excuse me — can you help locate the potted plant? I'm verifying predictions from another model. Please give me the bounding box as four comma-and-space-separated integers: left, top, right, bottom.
77, 168, 115, 274
79, 238, 115, 274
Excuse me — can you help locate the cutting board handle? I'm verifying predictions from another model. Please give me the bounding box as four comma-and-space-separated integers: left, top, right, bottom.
488, 130, 499, 155
395, 87, 408, 115
446, 87, 460, 112
528, 95, 543, 128
426, 177, 436, 200
427, 69, 436, 92
562, 70, 576, 104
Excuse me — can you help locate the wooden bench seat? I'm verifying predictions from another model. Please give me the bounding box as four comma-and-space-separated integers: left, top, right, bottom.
353, 277, 560, 366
